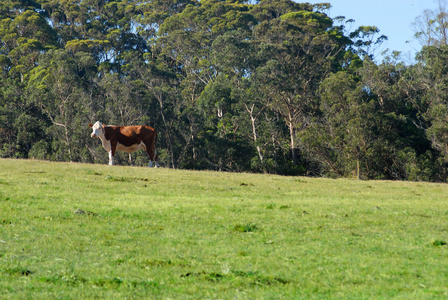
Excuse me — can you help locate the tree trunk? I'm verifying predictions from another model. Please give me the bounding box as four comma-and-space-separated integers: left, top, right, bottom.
288, 117, 297, 164
245, 104, 264, 164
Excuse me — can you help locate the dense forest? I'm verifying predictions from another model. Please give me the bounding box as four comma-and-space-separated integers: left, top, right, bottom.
1, 0, 448, 181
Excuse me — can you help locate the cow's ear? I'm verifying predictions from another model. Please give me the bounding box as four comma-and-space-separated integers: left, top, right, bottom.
88, 123, 93, 128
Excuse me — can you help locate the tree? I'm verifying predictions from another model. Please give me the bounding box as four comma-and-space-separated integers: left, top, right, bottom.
0, 5, 59, 80
133, 0, 195, 41
28, 50, 96, 162
0, 2, 59, 158
136, 59, 181, 168
253, 7, 350, 166
413, 0, 448, 47
415, 45, 448, 175
156, 0, 257, 169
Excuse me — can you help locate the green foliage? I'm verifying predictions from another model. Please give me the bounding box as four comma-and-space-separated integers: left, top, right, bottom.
233, 223, 258, 232
433, 240, 448, 247
0, 0, 446, 181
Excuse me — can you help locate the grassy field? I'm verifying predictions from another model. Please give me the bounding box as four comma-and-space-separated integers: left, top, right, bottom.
1, 159, 448, 299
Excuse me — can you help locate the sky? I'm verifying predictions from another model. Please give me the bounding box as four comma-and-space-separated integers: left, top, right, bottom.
304, 0, 439, 62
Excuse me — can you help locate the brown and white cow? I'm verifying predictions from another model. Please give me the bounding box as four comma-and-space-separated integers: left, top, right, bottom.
89, 121, 159, 167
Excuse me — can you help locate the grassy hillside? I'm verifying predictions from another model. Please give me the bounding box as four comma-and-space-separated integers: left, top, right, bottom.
1, 159, 448, 299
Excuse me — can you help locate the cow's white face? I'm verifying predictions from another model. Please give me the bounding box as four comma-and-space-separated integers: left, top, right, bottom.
89, 121, 104, 138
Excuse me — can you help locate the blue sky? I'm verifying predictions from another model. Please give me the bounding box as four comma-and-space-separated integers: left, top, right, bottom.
304, 0, 439, 62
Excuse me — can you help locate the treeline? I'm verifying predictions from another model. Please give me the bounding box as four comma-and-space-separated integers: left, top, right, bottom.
1, 0, 448, 181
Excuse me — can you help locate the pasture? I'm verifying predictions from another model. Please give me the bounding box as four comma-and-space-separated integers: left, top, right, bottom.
1, 159, 448, 299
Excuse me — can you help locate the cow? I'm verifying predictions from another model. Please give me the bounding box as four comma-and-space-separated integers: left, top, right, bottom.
88, 121, 159, 167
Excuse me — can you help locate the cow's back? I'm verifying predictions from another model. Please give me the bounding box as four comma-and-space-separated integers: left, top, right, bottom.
105, 125, 155, 147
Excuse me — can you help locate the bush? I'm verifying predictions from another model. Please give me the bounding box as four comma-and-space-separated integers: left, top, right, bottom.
29, 140, 50, 160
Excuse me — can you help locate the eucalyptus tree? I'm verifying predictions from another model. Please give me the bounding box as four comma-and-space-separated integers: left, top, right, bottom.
358, 57, 440, 180
252, 7, 351, 165
154, 0, 257, 169
133, 0, 195, 41
415, 45, 448, 175
0, 1, 59, 158
41, 0, 148, 67
413, 0, 448, 47
157, 0, 256, 92
301, 71, 366, 177
411, 1, 448, 174
27, 50, 97, 162
303, 56, 438, 181
211, 25, 276, 171
130, 56, 184, 169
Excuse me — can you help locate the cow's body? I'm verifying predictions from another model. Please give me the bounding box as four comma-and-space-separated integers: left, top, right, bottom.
89, 121, 159, 167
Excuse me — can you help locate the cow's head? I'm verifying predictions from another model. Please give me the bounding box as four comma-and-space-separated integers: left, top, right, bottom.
88, 121, 104, 138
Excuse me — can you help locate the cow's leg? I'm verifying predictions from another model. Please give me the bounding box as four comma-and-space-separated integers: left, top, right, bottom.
149, 161, 159, 168
154, 149, 159, 168
148, 148, 154, 167
108, 151, 114, 165
109, 144, 116, 166
145, 139, 159, 168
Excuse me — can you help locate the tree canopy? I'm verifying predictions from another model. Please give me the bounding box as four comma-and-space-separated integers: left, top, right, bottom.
1, 0, 447, 182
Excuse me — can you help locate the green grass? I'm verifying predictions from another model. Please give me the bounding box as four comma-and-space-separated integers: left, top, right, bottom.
1, 159, 448, 299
